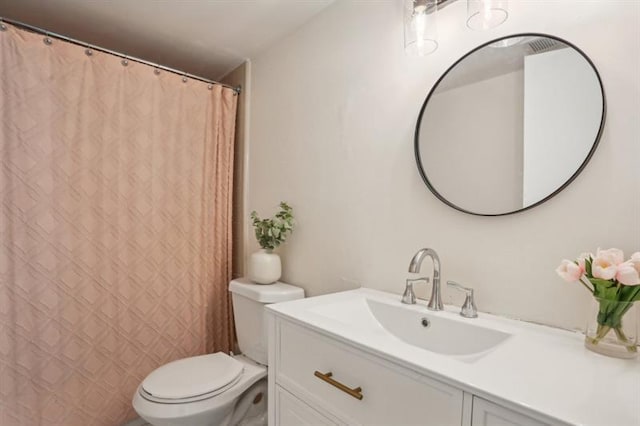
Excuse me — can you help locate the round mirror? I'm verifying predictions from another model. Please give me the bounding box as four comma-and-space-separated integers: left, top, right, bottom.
415, 34, 605, 216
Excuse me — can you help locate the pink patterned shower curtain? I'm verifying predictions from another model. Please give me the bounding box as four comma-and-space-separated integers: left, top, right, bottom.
0, 23, 237, 425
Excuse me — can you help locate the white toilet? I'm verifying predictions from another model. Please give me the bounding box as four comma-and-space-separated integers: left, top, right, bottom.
132, 278, 304, 426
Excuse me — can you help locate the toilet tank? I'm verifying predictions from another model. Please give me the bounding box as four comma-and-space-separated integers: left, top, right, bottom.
229, 278, 304, 365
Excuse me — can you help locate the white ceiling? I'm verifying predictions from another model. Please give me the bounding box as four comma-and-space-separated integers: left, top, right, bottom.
0, 0, 334, 79
436, 37, 568, 92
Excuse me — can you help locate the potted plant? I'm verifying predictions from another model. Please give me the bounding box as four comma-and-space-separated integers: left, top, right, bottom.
556, 248, 640, 358
248, 202, 294, 284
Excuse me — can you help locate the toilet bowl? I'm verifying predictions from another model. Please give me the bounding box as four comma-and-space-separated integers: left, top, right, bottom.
132, 279, 304, 426
133, 354, 266, 426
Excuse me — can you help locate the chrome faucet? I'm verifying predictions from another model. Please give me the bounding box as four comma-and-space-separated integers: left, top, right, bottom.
407, 248, 443, 311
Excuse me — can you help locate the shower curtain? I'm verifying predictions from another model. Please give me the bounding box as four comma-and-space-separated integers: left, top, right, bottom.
0, 23, 237, 425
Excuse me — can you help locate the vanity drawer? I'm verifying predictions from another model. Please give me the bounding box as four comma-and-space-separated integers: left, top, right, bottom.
275, 385, 340, 426
275, 320, 463, 426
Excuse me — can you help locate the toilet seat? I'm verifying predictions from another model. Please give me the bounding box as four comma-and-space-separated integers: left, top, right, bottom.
133, 354, 268, 426
140, 353, 244, 404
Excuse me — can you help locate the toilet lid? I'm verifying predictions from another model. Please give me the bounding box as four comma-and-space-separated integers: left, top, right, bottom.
142, 353, 244, 400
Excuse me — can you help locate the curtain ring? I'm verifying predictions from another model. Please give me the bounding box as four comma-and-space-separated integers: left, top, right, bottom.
43, 36, 53, 45
182, 75, 188, 83
207, 84, 213, 90
154, 68, 161, 75
85, 48, 93, 56
0, 23, 7, 32
121, 58, 129, 66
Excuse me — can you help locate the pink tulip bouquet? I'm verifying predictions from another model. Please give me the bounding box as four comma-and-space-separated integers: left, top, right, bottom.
557, 248, 640, 356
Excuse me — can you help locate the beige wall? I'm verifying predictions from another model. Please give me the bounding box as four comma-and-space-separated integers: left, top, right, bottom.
247, 1, 640, 330
523, 48, 604, 206
422, 69, 524, 213
222, 61, 250, 278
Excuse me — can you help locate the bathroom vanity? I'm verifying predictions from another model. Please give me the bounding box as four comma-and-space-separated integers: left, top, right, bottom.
266, 288, 640, 426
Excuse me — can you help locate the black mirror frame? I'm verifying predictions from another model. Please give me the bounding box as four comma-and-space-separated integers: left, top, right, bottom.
414, 33, 606, 217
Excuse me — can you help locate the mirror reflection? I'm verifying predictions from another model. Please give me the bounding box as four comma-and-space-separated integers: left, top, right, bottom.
416, 34, 605, 216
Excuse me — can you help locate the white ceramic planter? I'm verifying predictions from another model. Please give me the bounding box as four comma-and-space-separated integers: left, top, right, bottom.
248, 249, 282, 284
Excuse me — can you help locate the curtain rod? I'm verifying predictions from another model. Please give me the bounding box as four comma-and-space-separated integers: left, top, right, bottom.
0, 17, 242, 94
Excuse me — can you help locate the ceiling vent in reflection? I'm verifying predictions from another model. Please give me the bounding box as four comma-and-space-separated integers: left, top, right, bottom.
528, 38, 560, 54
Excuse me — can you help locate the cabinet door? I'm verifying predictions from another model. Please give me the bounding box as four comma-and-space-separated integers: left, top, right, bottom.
276, 385, 338, 426
472, 397, 550, 426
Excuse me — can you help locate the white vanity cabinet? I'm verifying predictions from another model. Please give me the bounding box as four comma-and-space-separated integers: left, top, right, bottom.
268, 315, 557, 426
266, 288, 639, 426
269, 318, 464, 426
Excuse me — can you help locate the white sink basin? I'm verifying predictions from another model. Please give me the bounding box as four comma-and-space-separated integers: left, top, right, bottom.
366, 299, 511, 357
308, 296, 511, 361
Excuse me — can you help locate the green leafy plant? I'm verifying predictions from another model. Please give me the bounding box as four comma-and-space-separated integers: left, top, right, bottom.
250, 202, 294, 251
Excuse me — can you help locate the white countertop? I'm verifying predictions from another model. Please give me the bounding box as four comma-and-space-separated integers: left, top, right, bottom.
266, 288, 640, 426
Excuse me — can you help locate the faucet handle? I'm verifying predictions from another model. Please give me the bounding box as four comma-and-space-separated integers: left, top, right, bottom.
402, 277, 429, 305
446, 281, 478, 318
446, 280, 472, 293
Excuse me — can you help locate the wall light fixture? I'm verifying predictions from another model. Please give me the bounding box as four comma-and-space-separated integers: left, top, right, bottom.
404, 0, 509, 56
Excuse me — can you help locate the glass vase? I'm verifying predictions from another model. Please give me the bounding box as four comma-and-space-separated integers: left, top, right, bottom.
584, 297, 639, 359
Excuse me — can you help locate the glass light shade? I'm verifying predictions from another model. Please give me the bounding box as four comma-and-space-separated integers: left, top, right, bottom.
467, 0, 508, 30
489, 36, 523, 48
404, 0, 438, 56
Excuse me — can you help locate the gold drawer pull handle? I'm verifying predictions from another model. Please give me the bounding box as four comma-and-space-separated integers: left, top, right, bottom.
314, 371, 363, 400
